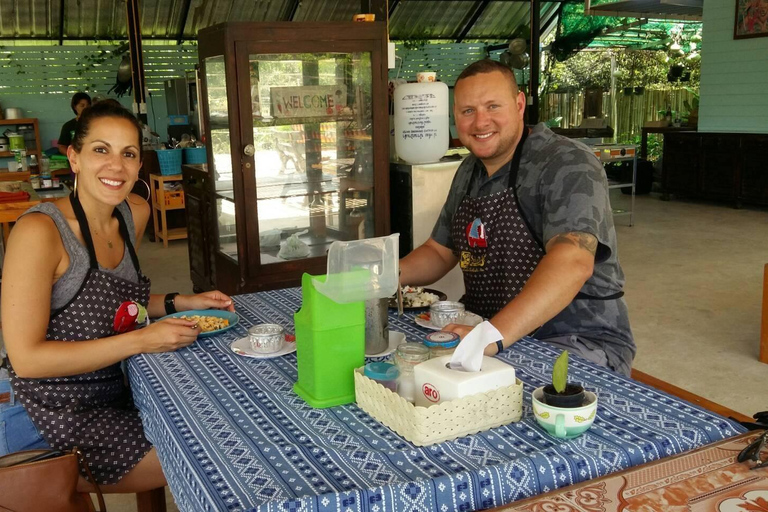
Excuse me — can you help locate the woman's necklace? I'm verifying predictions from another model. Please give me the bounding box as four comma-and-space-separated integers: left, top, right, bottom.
92, 229, 114, 249
89, 223, 116, 249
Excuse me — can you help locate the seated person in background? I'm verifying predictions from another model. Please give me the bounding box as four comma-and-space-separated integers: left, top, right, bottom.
399, 59, 635, 375
1, 99, 235, 493
57, 92, 91, 155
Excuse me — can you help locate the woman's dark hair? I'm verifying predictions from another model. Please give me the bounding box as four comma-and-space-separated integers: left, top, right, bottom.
71, 99, 142, 159
70, 92, 92, 115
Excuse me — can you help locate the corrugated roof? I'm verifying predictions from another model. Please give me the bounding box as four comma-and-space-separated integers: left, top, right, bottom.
0, 0, 564, 42
389, 1, 476, 40
587, 0, 702, 20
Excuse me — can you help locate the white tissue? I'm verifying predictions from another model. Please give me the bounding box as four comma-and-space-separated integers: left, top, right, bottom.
449, 321, 503, 372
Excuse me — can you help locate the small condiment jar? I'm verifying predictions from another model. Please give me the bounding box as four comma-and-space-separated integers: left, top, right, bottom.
423, 331, 460, 359
363, 362, 400, 392
393, 342, 430, 403
248, 324, 285, 354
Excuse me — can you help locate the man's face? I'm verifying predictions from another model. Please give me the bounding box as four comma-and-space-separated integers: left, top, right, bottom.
74, 99, 90, 118
453, 70, 526, 174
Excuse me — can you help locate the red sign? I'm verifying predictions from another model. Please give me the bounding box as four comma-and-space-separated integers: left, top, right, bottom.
422, 383, 440, 403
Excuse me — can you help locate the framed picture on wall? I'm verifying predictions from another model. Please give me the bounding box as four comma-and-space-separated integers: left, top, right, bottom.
734, 0, 768, 39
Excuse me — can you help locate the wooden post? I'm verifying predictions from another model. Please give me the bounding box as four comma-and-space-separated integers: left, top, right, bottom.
528, 0, 540, 125
136, 487, 166, 512
126, 0, 148, 124
761, 263, 768, 363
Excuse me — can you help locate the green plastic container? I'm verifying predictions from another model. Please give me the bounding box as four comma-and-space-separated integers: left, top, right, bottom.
293, 273, 365, 408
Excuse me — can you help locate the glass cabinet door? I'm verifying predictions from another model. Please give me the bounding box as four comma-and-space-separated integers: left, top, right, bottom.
240, 49, 376, 266
203, 55, 238, 264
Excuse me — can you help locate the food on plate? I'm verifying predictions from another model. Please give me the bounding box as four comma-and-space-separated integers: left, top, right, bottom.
180, 315, 230, 332
400, 286, 440, 308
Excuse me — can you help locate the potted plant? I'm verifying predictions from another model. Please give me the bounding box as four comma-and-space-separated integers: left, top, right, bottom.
542, 351, 585, 408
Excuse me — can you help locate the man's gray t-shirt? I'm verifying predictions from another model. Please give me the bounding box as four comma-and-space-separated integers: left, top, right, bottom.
431, 123, 635, 368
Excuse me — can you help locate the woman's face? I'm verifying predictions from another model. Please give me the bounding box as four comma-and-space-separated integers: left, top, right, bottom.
74, 99, 90, 118
69, 117, 141, 206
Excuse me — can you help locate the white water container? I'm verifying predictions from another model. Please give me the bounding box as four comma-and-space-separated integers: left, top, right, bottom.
394, 82, 449, 165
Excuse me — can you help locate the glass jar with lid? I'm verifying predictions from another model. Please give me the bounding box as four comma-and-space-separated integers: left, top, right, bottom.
423, 331, 460, 359
248, 323, 285, 353
393, 342, 430, 402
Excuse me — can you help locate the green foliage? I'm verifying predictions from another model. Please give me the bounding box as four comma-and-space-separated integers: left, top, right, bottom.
552, 351, 569, 393
547, 51, 611, 91
619, 133, 663, 162
683, 87, 700, 114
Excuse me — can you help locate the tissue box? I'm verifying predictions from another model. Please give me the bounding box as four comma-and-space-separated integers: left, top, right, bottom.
354, 368, 522, 446
414, 356, 516, 407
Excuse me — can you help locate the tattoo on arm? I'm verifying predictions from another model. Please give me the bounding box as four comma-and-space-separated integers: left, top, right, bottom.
546, 232, 598, 255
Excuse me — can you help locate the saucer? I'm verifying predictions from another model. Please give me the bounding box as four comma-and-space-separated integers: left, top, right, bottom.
230, 337, 296, 359
414, 311, 483, 331
365, 330, 406, 362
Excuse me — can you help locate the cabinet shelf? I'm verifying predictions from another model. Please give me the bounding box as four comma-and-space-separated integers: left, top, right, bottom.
149, 173, 187, 248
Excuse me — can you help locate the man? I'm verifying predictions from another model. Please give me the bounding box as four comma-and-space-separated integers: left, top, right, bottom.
399, 59, 635, 375
57, 92, 91, 155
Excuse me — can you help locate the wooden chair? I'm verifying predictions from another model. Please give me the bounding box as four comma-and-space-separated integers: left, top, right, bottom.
761, 264, 768, 364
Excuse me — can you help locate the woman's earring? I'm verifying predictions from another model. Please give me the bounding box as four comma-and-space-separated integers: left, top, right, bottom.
73, 173, 78, 197
137, 178, 151, 202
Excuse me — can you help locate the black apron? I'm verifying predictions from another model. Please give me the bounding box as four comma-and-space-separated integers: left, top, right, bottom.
10, 193, 153, 485
451, 129, 622, 321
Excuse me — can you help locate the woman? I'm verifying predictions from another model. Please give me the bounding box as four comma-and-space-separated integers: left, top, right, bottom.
58, 92, 92, 155
1, 99, 235, 492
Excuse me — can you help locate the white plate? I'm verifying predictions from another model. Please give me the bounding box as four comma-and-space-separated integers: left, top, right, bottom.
414, 311, 484, 331
230, 337, 297, 359
365, 330, 406, 359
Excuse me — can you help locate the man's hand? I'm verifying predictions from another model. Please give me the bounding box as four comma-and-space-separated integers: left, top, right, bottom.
442, 323, 473, 340
443, 323, 504, 355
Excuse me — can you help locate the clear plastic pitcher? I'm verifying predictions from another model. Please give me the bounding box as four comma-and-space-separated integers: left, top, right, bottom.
313, 234, 399, 304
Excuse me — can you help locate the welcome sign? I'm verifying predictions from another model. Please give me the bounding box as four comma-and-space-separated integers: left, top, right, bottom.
270, 85, 347, 118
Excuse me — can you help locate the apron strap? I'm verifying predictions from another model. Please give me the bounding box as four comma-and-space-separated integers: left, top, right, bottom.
575, 290, 625, 300
114, 205, 142, 274
69, 193, 99, 270
506, 127, 530, 189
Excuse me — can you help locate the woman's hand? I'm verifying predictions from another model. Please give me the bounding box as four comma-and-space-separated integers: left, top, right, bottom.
139, 318, 201, 353
175, 290, 235, 312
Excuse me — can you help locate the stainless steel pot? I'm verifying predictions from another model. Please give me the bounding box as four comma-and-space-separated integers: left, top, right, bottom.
364, 298, 389, 355
4, 108, 23, 120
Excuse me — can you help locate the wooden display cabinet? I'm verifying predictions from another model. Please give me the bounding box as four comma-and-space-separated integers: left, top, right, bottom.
662, 132, 768, 207
191, 22, 390, 294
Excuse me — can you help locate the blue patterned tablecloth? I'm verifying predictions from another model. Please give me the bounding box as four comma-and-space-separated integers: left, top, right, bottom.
128, 290, 745, 512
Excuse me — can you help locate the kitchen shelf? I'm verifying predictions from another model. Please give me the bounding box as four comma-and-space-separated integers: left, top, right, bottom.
0, 119, 43, 171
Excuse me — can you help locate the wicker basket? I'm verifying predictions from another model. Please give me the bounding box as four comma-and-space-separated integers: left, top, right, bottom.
156, 149, 182, 176
354, 368, 523, 446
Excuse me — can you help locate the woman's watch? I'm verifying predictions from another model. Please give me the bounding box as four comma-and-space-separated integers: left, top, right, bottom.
495, 340, 504, 354
164, 293, 180, 315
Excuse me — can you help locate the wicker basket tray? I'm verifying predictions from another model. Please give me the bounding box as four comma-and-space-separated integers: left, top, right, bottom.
354, 368, 523, 446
